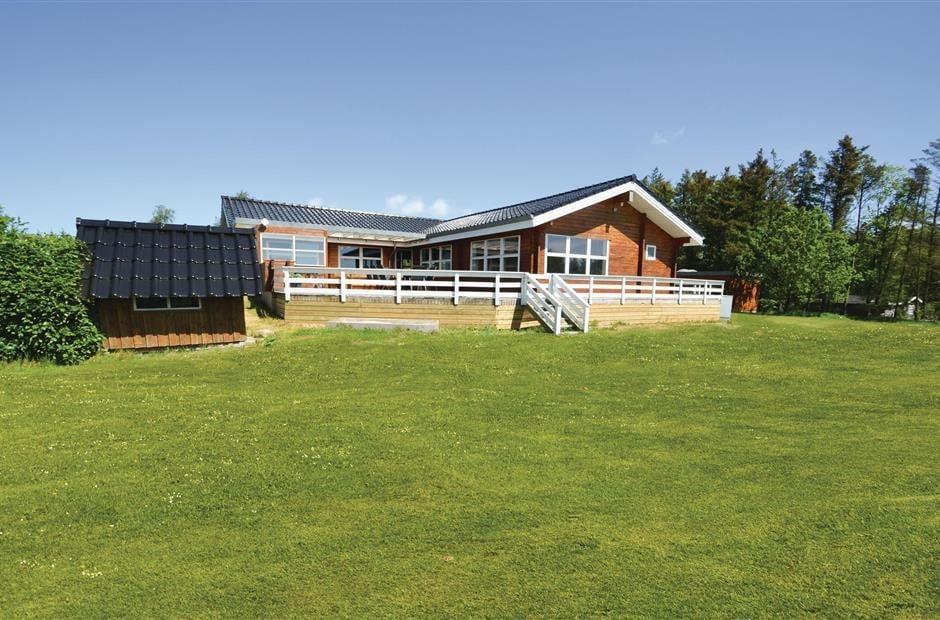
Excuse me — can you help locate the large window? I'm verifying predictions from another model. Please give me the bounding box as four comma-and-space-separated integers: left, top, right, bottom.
260, 233, 325, 266
133, 297, 202, 311
340, 245, 383, 269
419, 245, 452, 270
545, 234, 608, 275
470, 236, 520, 272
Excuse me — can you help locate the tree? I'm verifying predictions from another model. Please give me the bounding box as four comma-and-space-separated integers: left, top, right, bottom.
892, 165, 931, 317
150, 205, 175, 224
736, 206, 856, 313
641, 168, 675, 206
233, 191, 253, 200
919, 138, 940, 315
785, 150, 822, 210
822, 135, 866, 231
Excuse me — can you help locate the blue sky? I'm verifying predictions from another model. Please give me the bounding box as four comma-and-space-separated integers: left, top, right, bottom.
1, 2, 938, 233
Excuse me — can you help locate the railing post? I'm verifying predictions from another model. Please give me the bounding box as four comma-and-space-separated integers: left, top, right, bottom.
651, 278, 657, 304
550, 274, 557, 295
621, 276, 627, 305
395, 271, 402, 304
554, 304, 563, 335
678, 279, 684, 305
703, 282, 708, 304
282, 267, 291, 302
494, 274, 501, 307
340, 270, 347, 303
520, 274, 528, 305
588, 276, 594, 304
453, 273, 460, 305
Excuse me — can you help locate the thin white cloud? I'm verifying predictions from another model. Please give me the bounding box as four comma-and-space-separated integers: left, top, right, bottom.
385, 194, 451, 218
651, 127, 686, 146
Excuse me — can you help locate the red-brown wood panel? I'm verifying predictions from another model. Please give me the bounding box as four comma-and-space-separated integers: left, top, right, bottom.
96, 298, 247, 350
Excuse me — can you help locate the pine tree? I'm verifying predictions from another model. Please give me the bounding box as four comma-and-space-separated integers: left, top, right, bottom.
822, 135, 866, 231
641, 168, 676, 206
784, 150, 821, 210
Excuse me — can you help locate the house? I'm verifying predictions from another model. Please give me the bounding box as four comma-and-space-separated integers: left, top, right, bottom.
76, 220, 263, 349
221, 175, 724, 332
677, 270, 759, 313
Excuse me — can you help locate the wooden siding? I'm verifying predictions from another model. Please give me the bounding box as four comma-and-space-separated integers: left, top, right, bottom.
587, 302, 720, 328
275, 295, 540, 329
96, 298, 247, 350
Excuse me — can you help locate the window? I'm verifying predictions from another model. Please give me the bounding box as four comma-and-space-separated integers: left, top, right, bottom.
470, 236, 520, 272
545, 234, 608, 275
260, 233, 325, 266
133, 297, 202, 311
339, 245, 383, 269
646, 244, 657, 260
419, 245, 452, 270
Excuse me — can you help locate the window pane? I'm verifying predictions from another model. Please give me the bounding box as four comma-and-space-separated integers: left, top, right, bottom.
362, 247, 382, 259
430, 247, 439, 261
568, 257, 587, 274
441, 260, 452, 270
169, 297, 200, 309
502, 257, 519, 272
263, 236, 292, 250
502, 236, 519, 253
569, 237, 588, 255
340, 258, 358, 269
136, 297, 167, 309
590, 239, 607, 257
486, 257, 500, 271
485, 238, 500, 252
420, 249, 429, 262
646, 245, 657, 259
340, 246, 360, 258
441, 247, 451, 261
362, 258, 382, 269
262, 248, 293, 261
590, 259, 606, 275
471, 242, 484, 258
546, 256, 566, 273
546, 234, 566, 253
471, 259, 484, 271
294, 252, 324, 266
295, 238, 323, 252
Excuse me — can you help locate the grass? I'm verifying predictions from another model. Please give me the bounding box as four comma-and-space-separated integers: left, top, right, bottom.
1, 315, 938, 617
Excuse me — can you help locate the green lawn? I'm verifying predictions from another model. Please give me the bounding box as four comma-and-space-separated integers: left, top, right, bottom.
1, 315, 938, 617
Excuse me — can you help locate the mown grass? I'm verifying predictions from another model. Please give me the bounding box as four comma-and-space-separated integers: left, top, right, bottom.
1, 315, 938, 617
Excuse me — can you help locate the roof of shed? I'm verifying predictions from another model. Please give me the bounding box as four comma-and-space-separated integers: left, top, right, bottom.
76, 219, 263, 299
221, 196, 441, 234
424, 175, 637, 237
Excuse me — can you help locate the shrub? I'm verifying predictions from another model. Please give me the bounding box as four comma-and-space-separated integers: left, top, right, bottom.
0, 214, 101, 364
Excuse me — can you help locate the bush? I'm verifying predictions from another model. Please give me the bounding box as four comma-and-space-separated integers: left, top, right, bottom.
0, 216, 101, 364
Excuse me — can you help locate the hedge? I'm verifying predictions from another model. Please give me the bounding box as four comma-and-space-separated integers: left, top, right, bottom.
0, 220, 102, 364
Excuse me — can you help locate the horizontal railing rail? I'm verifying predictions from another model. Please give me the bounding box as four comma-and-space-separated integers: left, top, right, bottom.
276, 267, 723, 307
533, 274, 723, 305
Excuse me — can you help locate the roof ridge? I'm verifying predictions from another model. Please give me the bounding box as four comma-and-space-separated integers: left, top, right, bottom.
75, 218, 248, 233
433, 174, 636, 224
221, 196, 443, 222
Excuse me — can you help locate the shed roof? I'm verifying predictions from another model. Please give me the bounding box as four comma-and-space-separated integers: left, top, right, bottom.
76, 219, 263, 299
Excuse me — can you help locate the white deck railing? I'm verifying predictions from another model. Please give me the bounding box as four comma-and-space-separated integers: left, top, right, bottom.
532, 274, 723, 305
277, 267, 723, 307
549, 274, 590, 332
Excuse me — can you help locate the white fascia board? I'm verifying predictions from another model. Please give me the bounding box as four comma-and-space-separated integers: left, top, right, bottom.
529, 181, 704, 246
234, 217, 424, 243
409, 219, 534, 246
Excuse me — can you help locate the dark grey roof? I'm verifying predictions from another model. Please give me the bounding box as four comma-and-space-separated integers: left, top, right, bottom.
423, 175, 637, 237
76, 219, 262, 299
221, 196, 440, 234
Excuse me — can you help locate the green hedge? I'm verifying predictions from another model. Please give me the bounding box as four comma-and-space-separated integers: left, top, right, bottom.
0, 219, 102, 364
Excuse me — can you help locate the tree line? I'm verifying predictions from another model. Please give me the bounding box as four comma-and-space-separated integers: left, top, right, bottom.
643, 136, 940, 318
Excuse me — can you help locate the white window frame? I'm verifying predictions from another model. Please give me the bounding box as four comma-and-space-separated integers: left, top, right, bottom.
133, 297, 203, 312
260, 233, 325, 266
544, 234, 609, 276
646, 244, 657, 260
470, 235, 521, 272
339, 245, 383, 269
419, 245, 452, 270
